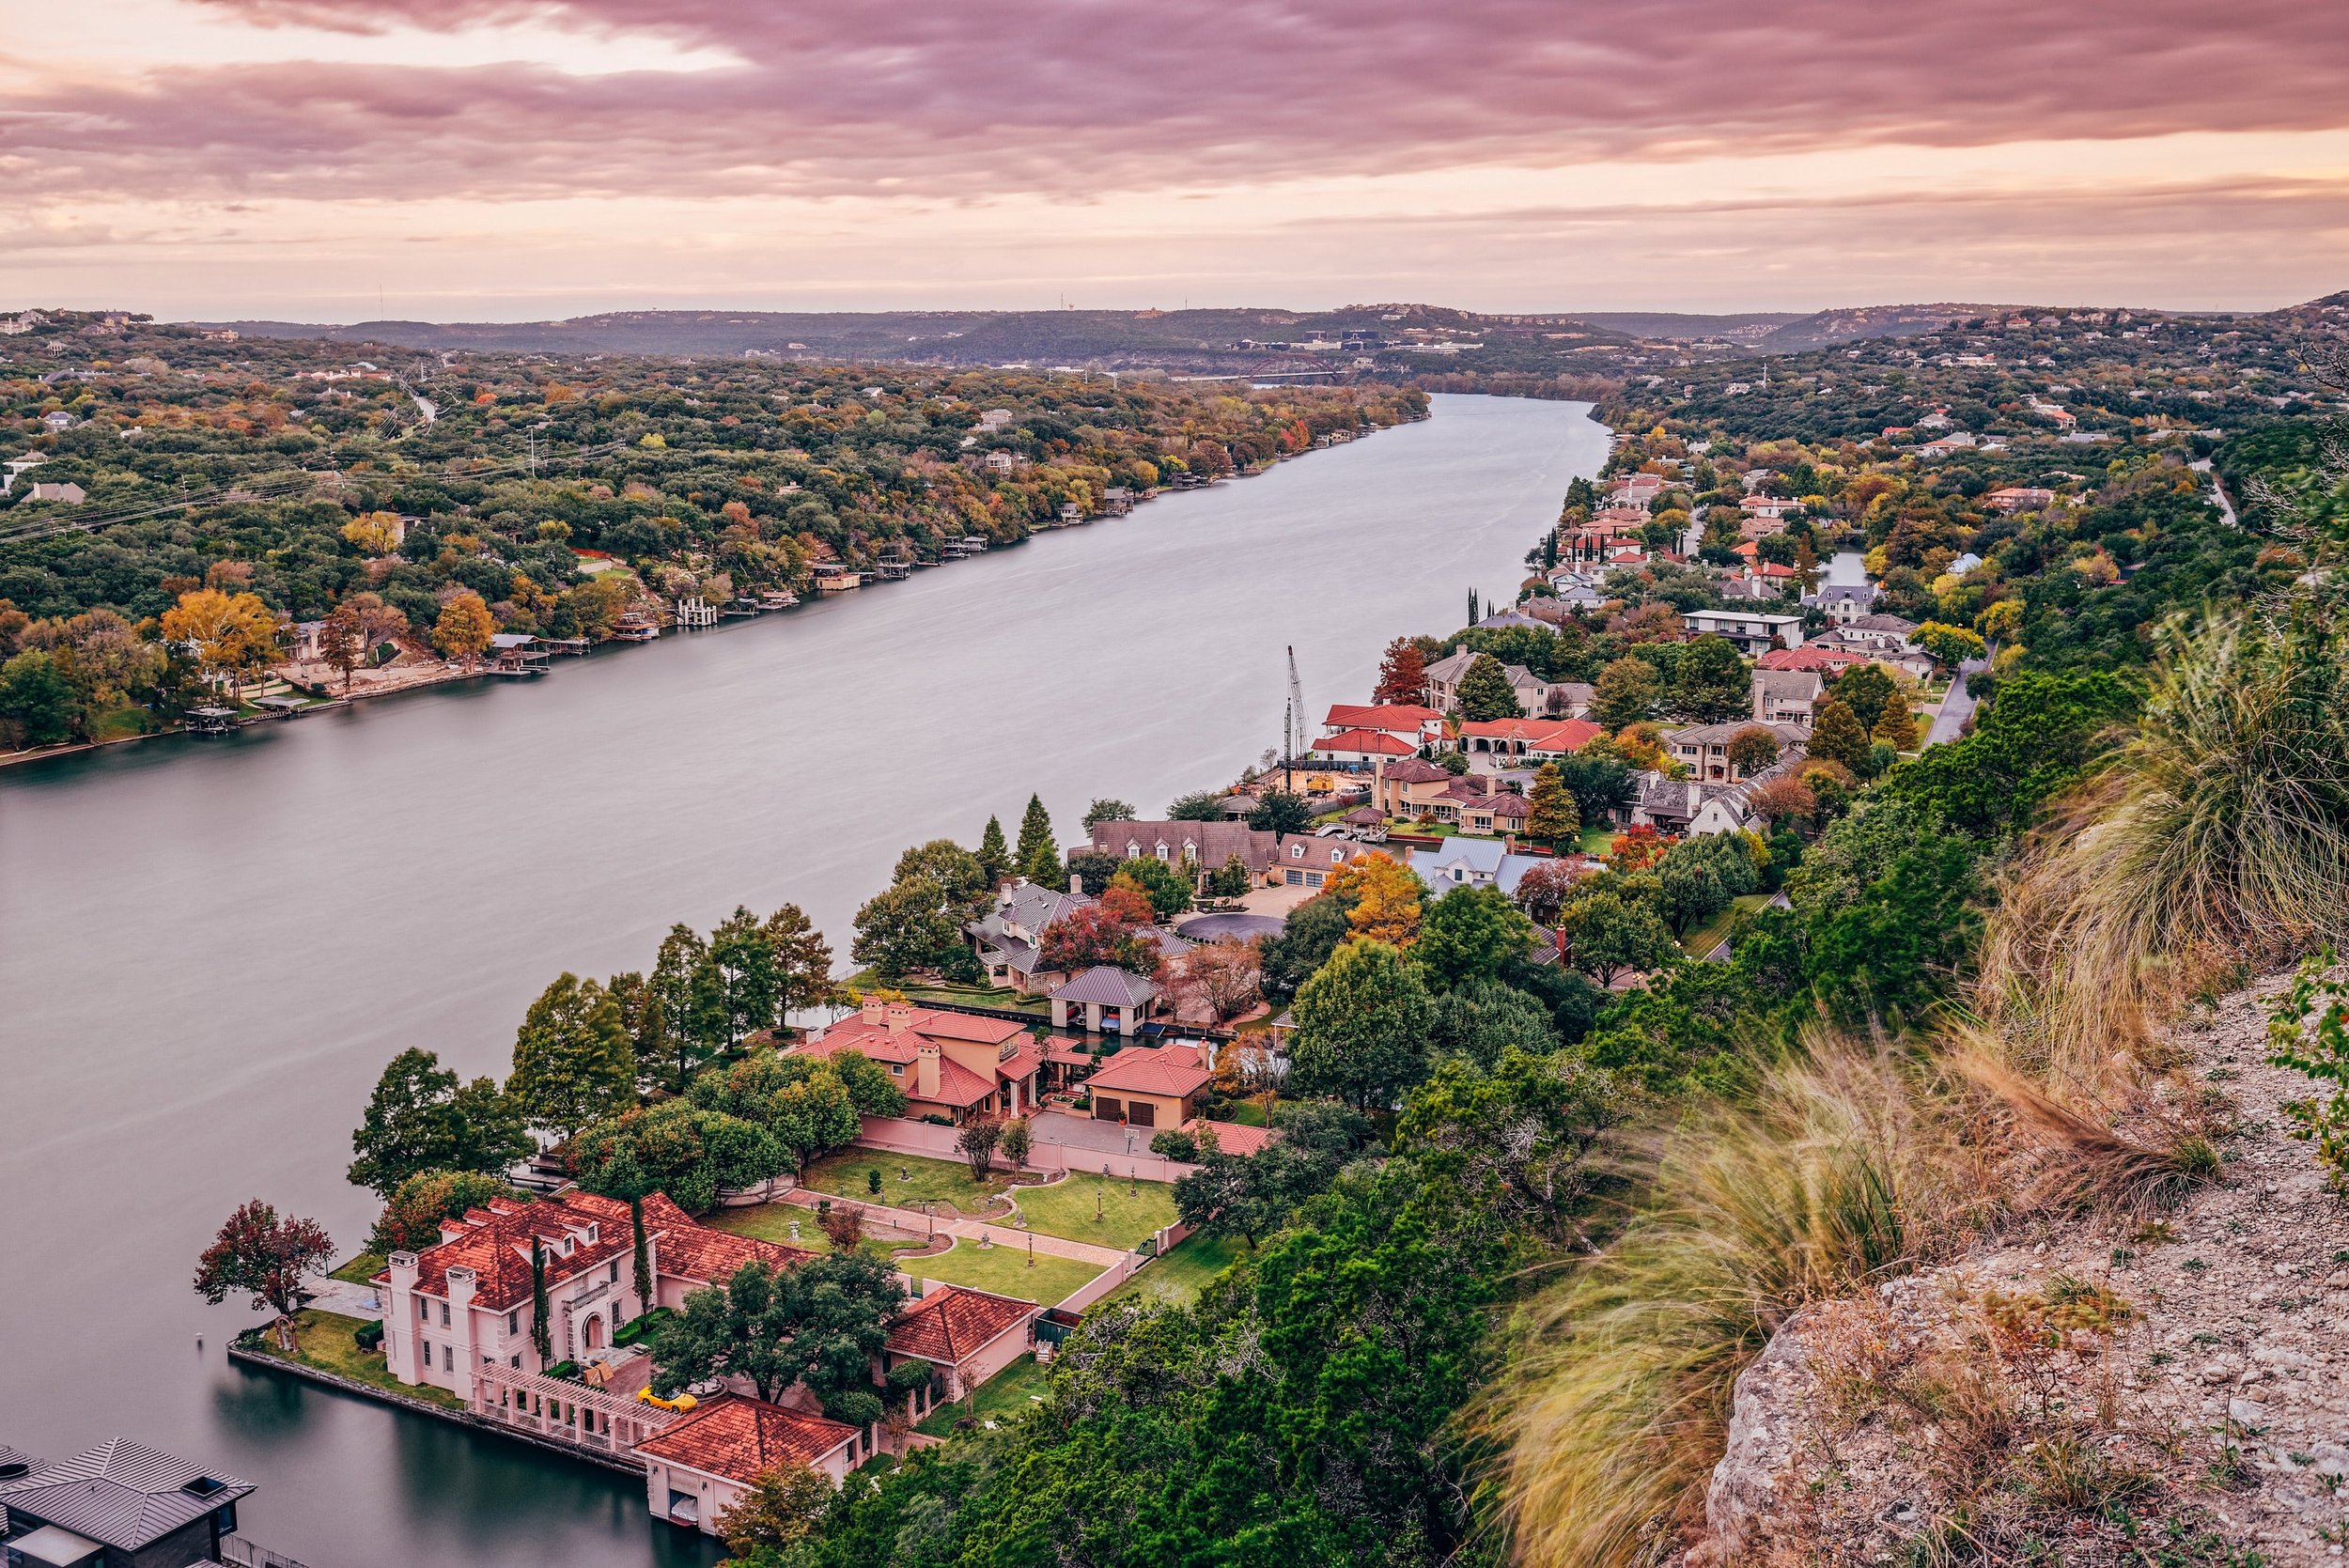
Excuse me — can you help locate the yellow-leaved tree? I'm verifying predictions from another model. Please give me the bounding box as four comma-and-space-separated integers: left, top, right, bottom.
159, 587, 279, 702
339, 511, 403, 555
432, 591, 495, 670
1329, 851, 1423, 948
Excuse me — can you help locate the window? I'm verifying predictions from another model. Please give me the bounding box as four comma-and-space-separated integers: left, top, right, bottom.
443, 1345, 454, 1372
416, 1297, 429, 1321
609, 1261, 620, 1284
421, 1339, 430, 1364
511, 1355, 522, 1369
440, 1300, 450, 1327
887, 1062, 902, 1076
507, 1311, 519, 1335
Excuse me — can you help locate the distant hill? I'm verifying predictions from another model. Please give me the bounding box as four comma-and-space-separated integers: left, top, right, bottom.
1752, 303, 2023, 352
1575, 311, 1807, 343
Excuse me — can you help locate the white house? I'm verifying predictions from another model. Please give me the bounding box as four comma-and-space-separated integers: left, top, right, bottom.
1681, 610, 1805, 657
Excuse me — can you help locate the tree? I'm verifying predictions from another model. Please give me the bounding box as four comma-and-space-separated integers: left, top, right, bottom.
711, 904, 783, 1048
1167, 938, 1263, 1022
506, 973, 636, 1143
1607, 822, 1673, 873
1823, 664, 1897, 732
530, 1236, 552, 1360
159, 586, 278, 700
1808, 697, 1873, 772
1427, 979, 1560, 1068
717, 1465, 833, 1558
1744, 775, 1818, 830
957, 1115, 1004, 1181
760, 903, 835, 1017
1167, 789, 1226, 821
0, 650, 76, 746
652, 1258, 804, 1403
1014, 794, 1060, 884
1913, 620, 1988, 668
1037, 889, 1158, 975
368, 1169, 514, 1255
892, 840, 991, 915
773, 1251, 907, 1414
975, 815, 1012, 884
1724, 724, 1781, 778
348, 1047, 530, 1197
1246, 790, 1314, 835
1260, 891, 1353, 1001
999, 1115, 1033, 1170
647, 924, 713, 1092
1374, 637, 1429, 706
1872, 697, 1920, 753
1654, 831, 1761, 937
432, 590, 495, 670
1414, 884, 1533, 988
1207, 853, 1253, 897
1454, 654, 1521, 722
1524, 762, 1580, 845
849, 877, 964, 980
1329, 851, 1423, 946
1591, 656, 1663, 730
319, 600, 368, 691
341, 511, 403, 554
568, 1101, 786, 1214
1065, 848, 1121, 895
631, 1195, 654, 1309
1556, 891, 1676, 986
1513, 859, 1586, 925
1081, 799, 1136, 835
1669, 635, 1749, 722
1555, 751, 1636, 828
1288, 939, 1435, 1110
192, 1199, 334, 1351
1112, 857, 1192, 919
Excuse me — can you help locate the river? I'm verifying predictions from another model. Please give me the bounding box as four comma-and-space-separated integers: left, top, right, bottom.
0, 394, 1606, 1567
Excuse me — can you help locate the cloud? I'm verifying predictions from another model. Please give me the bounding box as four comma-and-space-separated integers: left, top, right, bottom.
18, 0, 2349, 205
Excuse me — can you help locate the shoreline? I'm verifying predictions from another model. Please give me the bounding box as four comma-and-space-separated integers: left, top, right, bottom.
1, 418, 1417, 775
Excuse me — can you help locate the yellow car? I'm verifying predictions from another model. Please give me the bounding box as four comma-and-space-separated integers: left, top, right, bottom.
637, 1389, 698, 1413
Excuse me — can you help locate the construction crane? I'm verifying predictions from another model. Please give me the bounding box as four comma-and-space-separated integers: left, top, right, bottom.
1282, 645, 1306, 792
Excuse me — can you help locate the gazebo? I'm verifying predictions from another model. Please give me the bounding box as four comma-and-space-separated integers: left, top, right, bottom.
1048, 966, 1161, 1035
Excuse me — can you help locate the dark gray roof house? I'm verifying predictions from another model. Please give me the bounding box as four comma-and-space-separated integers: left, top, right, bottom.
0, 1438, 252, 1568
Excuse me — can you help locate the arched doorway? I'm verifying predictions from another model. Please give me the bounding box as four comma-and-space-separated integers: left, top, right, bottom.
581, 1314, 604, 1351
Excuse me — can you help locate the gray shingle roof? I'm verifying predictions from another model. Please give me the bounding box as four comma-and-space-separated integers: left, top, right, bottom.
0, 1438, 251, 1550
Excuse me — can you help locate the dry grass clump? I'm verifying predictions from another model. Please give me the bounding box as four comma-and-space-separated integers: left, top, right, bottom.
1475, 1044, 1993, 1567
1980, 611, 2349, 1094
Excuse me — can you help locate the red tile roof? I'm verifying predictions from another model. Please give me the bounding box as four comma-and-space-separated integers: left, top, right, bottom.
383, 1195, 631, 1312
1758, 646, 1867, 672
997, 1045, 1043, 1084
634, 1395, 859, 1483
885, 1285, 1036, 1367
1316, 727, 1415, 756
1083, 1043, 1213, 1099
1187, 1119, 1281, 1157
1455, 717, 1602, 753
925, 1053, 1002, 1109
626, 1192, 816, 1286
800, 1006, 1027, 1067
1322, 704, 1440, 735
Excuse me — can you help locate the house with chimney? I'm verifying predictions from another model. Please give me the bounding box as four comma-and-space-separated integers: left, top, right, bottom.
1318, 703, 1444, 749
789, 1000, 1042, 1122
1423, 651, 1549, 717
966, 879, 1091, 993
1088, 819, 1281, 881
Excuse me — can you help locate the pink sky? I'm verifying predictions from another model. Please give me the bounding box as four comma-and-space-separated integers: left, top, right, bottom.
7, 0, 2346, 319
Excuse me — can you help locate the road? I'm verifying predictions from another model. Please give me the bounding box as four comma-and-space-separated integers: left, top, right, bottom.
1925, 660, 1986, 746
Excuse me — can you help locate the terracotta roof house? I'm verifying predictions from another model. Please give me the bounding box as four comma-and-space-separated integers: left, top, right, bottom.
1370, 755, 1455, 818
1313, 726, 1417, 764
376, 1190, 811, 1402
0, 1439, 253, 1568
790, 1000, 1039, 1122
1050, 965, 1162, 1035
1454, 716, 1603, 761
637, 1395, 867, 1534
1082, 1042, 1214, 1130
1319, 703, 1443, 746
1758, 644, 1869, 674
883, 1285, 1037, 1402
1188, 1118, 1281, 1157
1090, 819, 1281, 877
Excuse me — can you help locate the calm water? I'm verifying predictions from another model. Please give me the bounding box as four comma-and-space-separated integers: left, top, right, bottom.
0, 394, 1604, 1567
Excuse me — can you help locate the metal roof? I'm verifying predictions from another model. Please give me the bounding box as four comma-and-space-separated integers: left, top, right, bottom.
1050, 965, 1159, 1007
0, 1438, 251, 1550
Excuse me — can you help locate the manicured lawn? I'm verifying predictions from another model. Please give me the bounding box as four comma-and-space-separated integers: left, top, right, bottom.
1680, 893, 1770, 958
708, 1203, 933, 1259
1221, 1099, 1270, 1127
1579, 825, 1619, 856
915, 1352, 1051, 1437
800, 1150, 1015, 1214
1100, 1233, 1249, 1310
902, 1238, 1100, 1306
251, 1310, 463, 1410
1013, 1172, 1178, 1251
331, 1250, 388, 1284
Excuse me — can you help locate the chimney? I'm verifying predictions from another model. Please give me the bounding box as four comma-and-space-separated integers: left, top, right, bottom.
885, 1001, 913, 1034
915, 1042, 940, 1100
1069, 873, 1083, 896
860, 997, 885, 1026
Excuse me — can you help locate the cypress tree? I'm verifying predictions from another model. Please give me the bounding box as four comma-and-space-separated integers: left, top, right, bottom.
1015, 795, 1061, 885
630, 1196, 652, 1311
1469, 587, 1480, 625
529, 1235, 552, 1363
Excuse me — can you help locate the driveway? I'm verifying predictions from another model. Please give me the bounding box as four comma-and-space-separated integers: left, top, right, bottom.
1028, 1110, 1156, 1159
1925, 660, 1986, 746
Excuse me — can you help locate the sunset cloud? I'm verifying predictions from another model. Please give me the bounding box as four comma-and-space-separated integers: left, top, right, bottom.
8, 1, 2346, 317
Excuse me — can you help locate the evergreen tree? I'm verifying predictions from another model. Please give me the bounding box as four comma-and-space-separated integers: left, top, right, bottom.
647, 924, 711, 1093
1824, 663, 1898, 732
1014, 794, 1061, 884
1591, 656, 1663, 731
630, 1195, 653, 1309
1524, 761, 1580, 845
1288, 939, 1436, 1110
1873, 697, 1921, 753
710, 905, 782, 1048
1454, 654, 1522, 722
1669, 634, 1750, 722
529, 1236, 552, 1362
1808, 697, 1873, 772
506, 973, 636, 1142
975, 815, 1012, 884
1469, 587, 1480, 625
